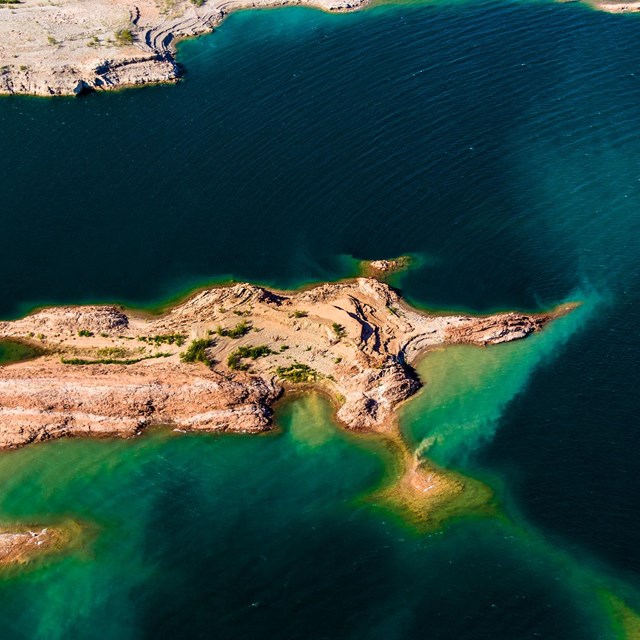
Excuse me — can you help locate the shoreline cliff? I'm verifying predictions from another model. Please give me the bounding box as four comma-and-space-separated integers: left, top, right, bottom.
1, 0, 638, 97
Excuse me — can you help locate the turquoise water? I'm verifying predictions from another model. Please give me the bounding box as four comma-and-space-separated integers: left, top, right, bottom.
0, 398, 621, 639
1, 0, 640, 637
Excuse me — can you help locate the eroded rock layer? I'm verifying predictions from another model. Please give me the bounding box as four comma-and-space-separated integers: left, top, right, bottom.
0, 277, 561, 448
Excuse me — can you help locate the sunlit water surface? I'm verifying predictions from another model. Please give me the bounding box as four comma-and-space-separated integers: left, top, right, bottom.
1, 1, 640, 637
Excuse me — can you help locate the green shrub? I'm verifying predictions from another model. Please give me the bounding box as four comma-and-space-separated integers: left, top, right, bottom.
180, 339, 213, 366
331, 323, 346, 339
227, 353, 250, 371
115, 29, 134, 46
216, 321, 250, 339
292, 310, 308, 318
275, 363, 318, 383
227, 344, 273, 371
78, 329, 93, 337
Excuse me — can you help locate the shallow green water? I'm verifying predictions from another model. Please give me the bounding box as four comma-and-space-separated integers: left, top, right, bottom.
0, 340, 42, 366
0, 397, 622, 639
1, 0, 640, 637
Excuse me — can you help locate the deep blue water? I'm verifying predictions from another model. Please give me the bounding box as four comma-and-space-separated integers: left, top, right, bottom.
1, 0, 640, 637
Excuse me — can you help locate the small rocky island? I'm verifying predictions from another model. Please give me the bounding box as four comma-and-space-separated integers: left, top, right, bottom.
0, 274, 559, 448
0, 0, 637, 97
0, 268, 573, 549
0, 529, 52, 565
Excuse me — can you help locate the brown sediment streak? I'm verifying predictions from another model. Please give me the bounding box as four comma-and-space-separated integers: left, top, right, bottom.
359, 424, 496, 530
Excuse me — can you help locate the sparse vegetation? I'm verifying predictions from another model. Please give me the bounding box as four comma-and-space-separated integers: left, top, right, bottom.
191, 0, 205, 5
292, 310, 308, 318
96, 347, 128, 359
61, 352, 170, 366
180, 339, 213, 366
227, 345, 273, 371
0, 340, 43, 366
216, 321, 251, 339
279, 345, 289, 352
78, 330, 93, 337
334, 357, 342, 364
47, 35, 57, 45
275, 363, 319, 383
114, 29, 134, 46
138, 333, 186, 347
332, 323, 346, 339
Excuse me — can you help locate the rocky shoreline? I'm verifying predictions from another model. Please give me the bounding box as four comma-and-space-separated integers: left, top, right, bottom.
1, 0, 637, 97
0, 0, 368, 97
586, 0, 640, 12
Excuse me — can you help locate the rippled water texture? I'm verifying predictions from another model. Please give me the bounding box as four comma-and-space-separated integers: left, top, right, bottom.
1, 1, 640, 637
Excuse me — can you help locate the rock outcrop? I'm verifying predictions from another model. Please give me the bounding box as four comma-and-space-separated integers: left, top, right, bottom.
0, 527, 64, 566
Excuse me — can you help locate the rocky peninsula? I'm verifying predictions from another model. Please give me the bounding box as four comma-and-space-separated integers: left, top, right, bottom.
0, 0, 367, 96
1, 0, 637, 97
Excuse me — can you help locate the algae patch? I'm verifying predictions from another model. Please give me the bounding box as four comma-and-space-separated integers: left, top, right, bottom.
0, 339, 43, 366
